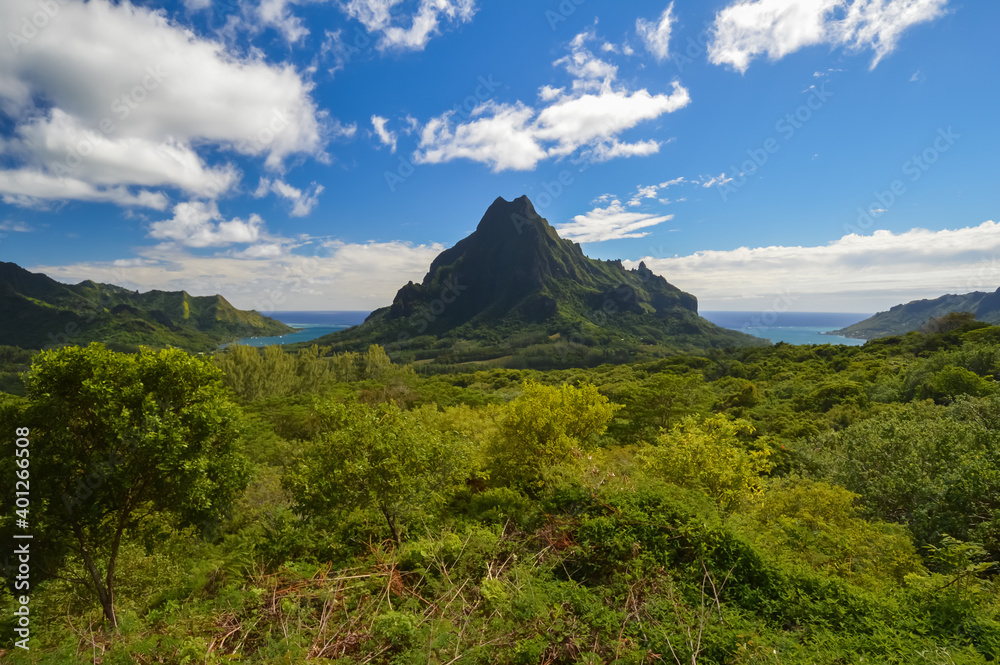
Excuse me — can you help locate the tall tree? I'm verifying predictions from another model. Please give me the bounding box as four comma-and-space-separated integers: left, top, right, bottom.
23, 344, 249, 627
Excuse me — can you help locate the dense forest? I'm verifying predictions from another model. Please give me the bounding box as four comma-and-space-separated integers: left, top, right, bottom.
2, 314, 1000, 663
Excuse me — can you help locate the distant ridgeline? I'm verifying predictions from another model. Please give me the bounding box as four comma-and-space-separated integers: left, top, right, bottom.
305, 195, 765, 367
0, 262, 293, 352
833, 288, 1000, 340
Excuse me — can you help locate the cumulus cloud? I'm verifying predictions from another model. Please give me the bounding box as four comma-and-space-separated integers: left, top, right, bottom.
413, 31, 690, 172
341, 0, 476, 51
0, 0, 325, 208
556, 199, 674, 243
148, 201, 268, 248
636, 2, 675, 62
709, 0, 949, 72
628, 221, 1000, 311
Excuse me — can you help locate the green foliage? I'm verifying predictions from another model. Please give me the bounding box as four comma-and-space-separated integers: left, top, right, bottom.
486, 380, 622, 488
822, 400, 1000, 558
13, 326, 1000, 663
917, 365, 995, 403
741, 478, 925, 587
213, 343, 412, 402
285, 399, 473, 542
640, 415, 773, 510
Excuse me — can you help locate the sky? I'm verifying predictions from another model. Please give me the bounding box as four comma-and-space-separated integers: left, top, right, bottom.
0, 0, 997, 315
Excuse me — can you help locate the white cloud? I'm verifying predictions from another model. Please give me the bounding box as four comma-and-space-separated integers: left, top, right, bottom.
254, 0, 317, 42
659, 176, 687, 188
556, 199, 674, 243
620, 176, 691, 207
628, 184, 664, 207
700, 173, 734, 188
629, 221, 1000, 311
589, 139, 663, 162
0, 0, 325, 208
555, 32, 620, 92
31, 238, 447, 311
539, 85, 565, 102
187, 0, 327, 44
0, 170, 171, 210
253, 178, 325, 217
149, 201, 268, 247
342, 0, 476, 51
636, 2, 675, 62
371, 115, 398, 152
709, 0, 948, 72
413, 31, 690, 172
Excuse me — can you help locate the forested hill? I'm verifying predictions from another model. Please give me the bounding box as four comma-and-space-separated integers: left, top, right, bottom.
0, 262, 292, 351
308, 195, 764, 365
833, 287, 1000, 339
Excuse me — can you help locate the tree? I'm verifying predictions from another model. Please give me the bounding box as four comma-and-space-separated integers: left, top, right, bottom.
285, 400, 470, 544
23, 344, 249, 627
918, 311, 979, 335
917, 365, 994, 404
639, 415, 773, 510
486, 380, 622, 488
825, 400, 1000, 558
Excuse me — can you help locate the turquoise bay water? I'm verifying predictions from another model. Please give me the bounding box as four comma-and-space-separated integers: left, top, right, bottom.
701, 311, 871, 346
227, 311, 874, 348
224, 311, 368, 347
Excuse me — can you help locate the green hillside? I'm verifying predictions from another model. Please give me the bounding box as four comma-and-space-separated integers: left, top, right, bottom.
833, 288, 1000, 339
0, 262, 293, 352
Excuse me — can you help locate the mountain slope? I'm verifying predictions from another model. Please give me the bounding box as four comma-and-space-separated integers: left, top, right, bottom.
832, 288, 1000, 339
0, 262, 294, 351
310, 195, 764, 366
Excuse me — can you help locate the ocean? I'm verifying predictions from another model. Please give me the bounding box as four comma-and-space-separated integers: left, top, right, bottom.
700, 311, 871, 346
226, 310, 874, 348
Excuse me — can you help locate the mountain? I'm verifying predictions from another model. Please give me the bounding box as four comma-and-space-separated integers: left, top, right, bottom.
0, 262, 294, 351
831, 288, 1000, 339
309, 195, 764, 366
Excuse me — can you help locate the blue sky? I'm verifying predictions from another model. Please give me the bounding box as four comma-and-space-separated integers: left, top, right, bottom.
0, 0, 997, 313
